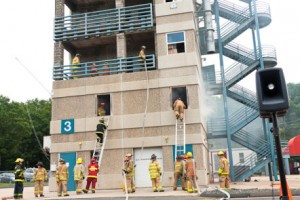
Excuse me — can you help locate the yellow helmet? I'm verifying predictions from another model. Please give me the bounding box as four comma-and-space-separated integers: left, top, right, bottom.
15, 158, 24, 163
217, 151, 224, 156
187, 152, 192, 158
77, 157, 83, 164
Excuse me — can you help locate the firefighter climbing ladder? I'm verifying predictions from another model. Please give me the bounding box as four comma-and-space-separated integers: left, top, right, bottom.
92, 118, 110, 165
175, 114, 186, 160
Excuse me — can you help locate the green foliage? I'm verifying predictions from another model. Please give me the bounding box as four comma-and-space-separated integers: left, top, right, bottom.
280, 83, 300, 140
0, 96, 51, 170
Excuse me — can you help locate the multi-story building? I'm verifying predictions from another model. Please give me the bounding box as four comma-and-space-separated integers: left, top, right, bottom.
50, 0, 209, 190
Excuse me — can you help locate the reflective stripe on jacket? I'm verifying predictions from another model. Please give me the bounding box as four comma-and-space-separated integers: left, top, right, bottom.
56, 164, 68, 181
174, 161, 184, 174
34, 167, 48, 181
185, 159, 196, 176
124, 160, 134, 177
14, 165, 25, 182
74, 164, 85, 181
218, 157, 230, 175
149, 160, 161, 179
87, 163, 99, 178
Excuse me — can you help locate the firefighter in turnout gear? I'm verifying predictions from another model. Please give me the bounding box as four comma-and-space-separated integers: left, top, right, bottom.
71, 53, 80, 79
14, 158, 25, 199
96, 118, 107, 144
217, 151, 230, 189
74, 158, 85, 194
173, 98, 186, 121
33, 162, 48, 197
185, 152, 198, 193
56, 158, 69, 197
83, 158, 99, 194
123, 153, 135, 193
148, 154, 164, 192
173, 155, 186, 191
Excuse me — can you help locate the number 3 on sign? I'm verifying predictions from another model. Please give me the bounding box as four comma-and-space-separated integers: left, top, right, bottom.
61, 119, 74, 134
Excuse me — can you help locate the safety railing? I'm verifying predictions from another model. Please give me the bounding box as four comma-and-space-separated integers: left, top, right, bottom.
217, 0, 271, 42
224, 44, 276, 86
228, 84, 257, 105
53, 54, 155, 80
54, 3, 153, 41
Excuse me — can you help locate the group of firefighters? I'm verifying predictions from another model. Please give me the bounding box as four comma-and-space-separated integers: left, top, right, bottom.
10, 150, 229, 199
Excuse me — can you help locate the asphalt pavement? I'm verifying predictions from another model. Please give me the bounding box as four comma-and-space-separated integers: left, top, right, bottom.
0, 175, 299, 200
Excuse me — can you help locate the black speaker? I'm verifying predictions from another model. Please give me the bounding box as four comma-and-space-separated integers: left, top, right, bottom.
256, 68, 289, 118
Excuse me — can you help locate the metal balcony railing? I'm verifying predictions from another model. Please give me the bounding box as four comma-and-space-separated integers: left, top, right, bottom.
54, 3, 153, 41
53, 55, 155, 80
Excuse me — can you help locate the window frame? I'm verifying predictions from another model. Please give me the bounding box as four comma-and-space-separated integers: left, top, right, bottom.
166, 31, 186, 55
171, 86, 188, 109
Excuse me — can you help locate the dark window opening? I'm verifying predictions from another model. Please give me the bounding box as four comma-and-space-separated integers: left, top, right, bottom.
97, 94, 111, 116
166, 0, 173, 2
171, 87, 188, 109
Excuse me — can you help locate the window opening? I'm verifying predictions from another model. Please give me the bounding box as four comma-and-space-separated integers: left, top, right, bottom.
97, 94, 111, 116
167, 32, 185, 54
171, 87, 188, 109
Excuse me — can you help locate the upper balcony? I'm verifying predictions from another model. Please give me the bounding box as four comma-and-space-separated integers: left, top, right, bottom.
54, 3, 153, 41
53, 54, 156, 80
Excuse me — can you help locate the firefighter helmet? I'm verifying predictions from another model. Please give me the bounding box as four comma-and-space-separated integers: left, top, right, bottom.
217, 151, 224, 156
151, 154, 157, 160
59, 158, 65, 163
15, 158, 24, 163
126, 153, 132, 157
77, 158, 83, 164
176, 155, 182, 160
100, 118, 105, 123
36, 162, 43, 167
141, 45, 146, 49
187, 152, 192, 158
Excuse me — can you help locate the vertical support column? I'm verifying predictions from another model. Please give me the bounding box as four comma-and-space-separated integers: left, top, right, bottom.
116, 33, 127, 72
54, 0, 65, 80
116, 0, 124, 8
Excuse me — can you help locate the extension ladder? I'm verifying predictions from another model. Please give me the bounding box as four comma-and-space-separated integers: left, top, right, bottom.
92, 118, 110, 166
175, 114, 186, 160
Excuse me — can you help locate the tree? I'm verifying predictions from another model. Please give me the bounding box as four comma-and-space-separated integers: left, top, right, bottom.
0, 96, 51, 170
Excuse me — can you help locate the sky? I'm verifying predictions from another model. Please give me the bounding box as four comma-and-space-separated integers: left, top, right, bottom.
0, 0, 299, 102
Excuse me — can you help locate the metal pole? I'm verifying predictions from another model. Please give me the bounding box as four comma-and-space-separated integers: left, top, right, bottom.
271, 113, 288, 200
215, 0, 235, 181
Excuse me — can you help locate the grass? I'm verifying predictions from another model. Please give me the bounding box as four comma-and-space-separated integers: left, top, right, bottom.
0, 182, 46, 188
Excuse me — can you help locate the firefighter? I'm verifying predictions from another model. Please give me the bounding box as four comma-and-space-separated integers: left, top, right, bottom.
139, 45, 146, 61
217, 151, 230, 189
97, 102, 107, 116
137, 45, 146, 71
33, 161, 48, 197
148, 154, 164, 192
72, 53, 81, 79
96, 118, 107, 144
13, 158, 25, 199
74, 157, 85, 194
185, 152, 198, 193
83, 158, 99, 194
173, 155, 186, 191
56, 158, 69, 197
122, 153, 136, 193
173, 98, 186, 121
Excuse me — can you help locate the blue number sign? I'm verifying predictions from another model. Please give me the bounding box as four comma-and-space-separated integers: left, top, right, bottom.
61, 119, 74, 134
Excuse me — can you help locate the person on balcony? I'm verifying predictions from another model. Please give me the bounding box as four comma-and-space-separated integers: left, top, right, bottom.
217, 151, 230, 189
90, 63, 98, 77
71, 53, 81, 79
173, 98, 186, 121
137, 45, 146, 71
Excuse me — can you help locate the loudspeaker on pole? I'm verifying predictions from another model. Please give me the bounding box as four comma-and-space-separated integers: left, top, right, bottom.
256, 68, 289, 118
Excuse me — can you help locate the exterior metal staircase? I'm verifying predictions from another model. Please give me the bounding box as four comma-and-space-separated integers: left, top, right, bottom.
202, 0, 277, 181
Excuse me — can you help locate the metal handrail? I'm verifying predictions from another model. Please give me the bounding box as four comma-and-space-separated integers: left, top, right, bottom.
54, 3, 153, 40
53, 54, 155, 80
